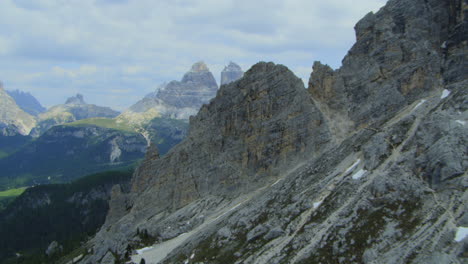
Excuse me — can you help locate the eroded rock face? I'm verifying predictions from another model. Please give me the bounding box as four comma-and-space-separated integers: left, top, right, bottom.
84, 62, 331, 262
78, 0, 466, 263
221, 62, 244, 86
308, 0, 467, 142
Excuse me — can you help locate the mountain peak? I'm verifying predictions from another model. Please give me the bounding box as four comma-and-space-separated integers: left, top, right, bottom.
221, 61, 244, 86
190, 61, 209, 72
65, 94, 86, 105
222, 61, 242, 72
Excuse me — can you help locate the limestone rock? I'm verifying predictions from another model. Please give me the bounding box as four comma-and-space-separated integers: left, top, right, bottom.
78, 0, 466, 263
120, 61, 218, 122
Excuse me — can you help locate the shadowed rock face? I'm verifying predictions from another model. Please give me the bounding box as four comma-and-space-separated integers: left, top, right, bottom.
221, 62, 244, 86
78, 0, 466, 263
6, 89, 46, 116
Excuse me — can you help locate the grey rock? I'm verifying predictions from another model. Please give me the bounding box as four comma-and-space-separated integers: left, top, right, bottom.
78, 0, 467, 263
247, 224, 269, 242
264, 227, 284, 240
220, 62, 244, 86
122, 61, 218, 121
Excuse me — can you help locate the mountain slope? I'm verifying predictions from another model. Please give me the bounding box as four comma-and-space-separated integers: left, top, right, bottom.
0, 125, 146, 190
0, 170, 133, 263
6, 89, 46, 116
73, 0, 466, 263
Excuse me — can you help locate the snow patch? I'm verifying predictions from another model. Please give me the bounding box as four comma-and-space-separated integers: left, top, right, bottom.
313, 201, 323, 209
345, 159, 361, 174
190, 253, 195, 259
455, 120, 466, 126
352, 169, 367, 180
441, 89, 451, 99
136, 246, 154, 255
413, 99, 426, 110
455, 227, 468, 242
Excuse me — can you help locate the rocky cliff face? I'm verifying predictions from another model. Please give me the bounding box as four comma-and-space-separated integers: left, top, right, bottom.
220, 62, 244, 86
77, 0, 467, 263
6, 89, 46, 116
119, 61, 219, 123
31, 94, 120, 136
0, 83, 37, 136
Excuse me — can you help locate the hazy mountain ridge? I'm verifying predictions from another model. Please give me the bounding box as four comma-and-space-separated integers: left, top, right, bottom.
31, 94, 120, 137
6, 89, 46, 116
74, 0, 467, 263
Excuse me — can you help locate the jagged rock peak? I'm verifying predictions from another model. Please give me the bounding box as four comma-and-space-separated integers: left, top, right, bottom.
221, 61, 244, 86
65, 93, 86, 105
189, 61, 209, 73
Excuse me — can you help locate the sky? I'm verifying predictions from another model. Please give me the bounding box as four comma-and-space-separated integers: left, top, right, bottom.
0, 0, 386, 111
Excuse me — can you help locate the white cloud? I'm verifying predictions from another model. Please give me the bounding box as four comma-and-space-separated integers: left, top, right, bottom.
0, 0, 386, 110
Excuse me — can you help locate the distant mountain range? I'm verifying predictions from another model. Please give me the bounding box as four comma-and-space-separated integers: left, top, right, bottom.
6, 89, 46, 116
0, 61, 241, 190
30, 94, 120, 136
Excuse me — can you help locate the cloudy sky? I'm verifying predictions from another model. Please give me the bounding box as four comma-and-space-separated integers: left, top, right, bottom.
0, 0, 386, 110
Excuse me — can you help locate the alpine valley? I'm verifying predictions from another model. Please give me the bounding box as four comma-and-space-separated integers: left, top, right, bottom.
0, 0, 467, 263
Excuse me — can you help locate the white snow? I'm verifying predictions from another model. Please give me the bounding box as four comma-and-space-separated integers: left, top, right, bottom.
455, 227, 468, 242
441, 89, 451, 99
190, 253, 195, 259
352, 169, 367, 180
413, 99, 426, 110
136, 246, 154, 255
441, 41, 447, 49
455, 120, 466, 125
345, 159, 361, 174
313, 201, 323, 209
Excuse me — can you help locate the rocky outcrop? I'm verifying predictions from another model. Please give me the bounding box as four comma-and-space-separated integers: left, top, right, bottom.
220, 62, 244, 86
65, 93, 86, 105
6, 89, 46, 116
77, 0, 466, 263
119, 61, 218, 122
31, 94, 119, 136
0, 83, 37, 135
308, 0, 467, 143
